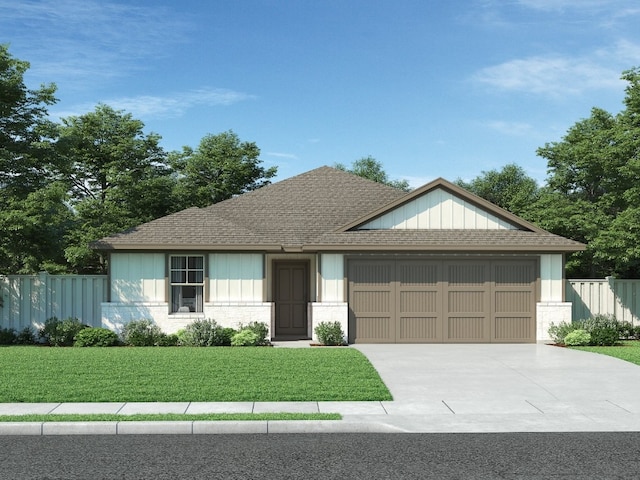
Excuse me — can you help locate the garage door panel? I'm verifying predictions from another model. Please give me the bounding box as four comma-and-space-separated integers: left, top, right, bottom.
398, 317, 439, 342
399, 262, 439, 285
355, 317, 393, 343
494, 291, 532, 312
352, 290, 391, 313
494, 316, 532, 341
349, 258, 537, 343
447, 317, 487, 341
447, 263, 486, 286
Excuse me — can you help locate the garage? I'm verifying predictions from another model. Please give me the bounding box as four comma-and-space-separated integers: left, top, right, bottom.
348, 257, 538, 343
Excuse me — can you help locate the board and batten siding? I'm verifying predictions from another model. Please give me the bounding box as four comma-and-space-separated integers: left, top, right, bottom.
539, 254, 564, 302
359, 188, 518, 230
319, 253, 345, 302
209, 253, 263, 302
110, 253, 165, 302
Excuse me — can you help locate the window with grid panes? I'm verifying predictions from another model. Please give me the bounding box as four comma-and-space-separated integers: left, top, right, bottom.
170, 255, 204, 313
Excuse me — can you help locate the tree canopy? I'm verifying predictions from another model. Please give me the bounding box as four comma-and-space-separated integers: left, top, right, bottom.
335, 156, 411, 191
0, 46, 278, 274
455, 163, 539, 217
463, 68, 640, 278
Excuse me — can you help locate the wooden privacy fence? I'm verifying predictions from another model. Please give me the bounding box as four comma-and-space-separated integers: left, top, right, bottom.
567, 277, 640, 324
0, 273, 107, 332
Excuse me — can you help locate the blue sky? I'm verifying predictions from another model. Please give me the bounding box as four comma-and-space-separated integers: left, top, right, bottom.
2, 0, 640, 187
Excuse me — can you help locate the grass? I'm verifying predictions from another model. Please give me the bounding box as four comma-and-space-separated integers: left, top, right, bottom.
0, 346, 392, 402
0, 413, 341, 422
573, 340, 640, 366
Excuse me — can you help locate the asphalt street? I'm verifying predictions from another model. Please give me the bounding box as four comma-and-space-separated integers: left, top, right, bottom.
2, 432, 640, 479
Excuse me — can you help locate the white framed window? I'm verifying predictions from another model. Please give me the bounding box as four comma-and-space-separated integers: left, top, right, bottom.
170, 255, 204, 313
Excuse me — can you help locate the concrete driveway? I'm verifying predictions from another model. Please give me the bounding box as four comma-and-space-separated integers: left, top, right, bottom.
352, 343, 640, 432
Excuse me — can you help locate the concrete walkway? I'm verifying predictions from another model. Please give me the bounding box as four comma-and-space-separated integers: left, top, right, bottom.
3, 343, 640, 435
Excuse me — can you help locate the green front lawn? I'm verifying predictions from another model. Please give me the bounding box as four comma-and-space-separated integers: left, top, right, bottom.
0, 346, 392, 402
573, 341, 640, 366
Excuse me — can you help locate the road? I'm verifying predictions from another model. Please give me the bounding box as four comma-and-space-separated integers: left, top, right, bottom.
1, 432, 639, 479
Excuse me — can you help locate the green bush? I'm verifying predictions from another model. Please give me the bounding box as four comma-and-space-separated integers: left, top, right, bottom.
121, 319, 163, 346
156, 333, 179, 346
238, 321, 269, 346
564, 329, 591, 346
39, 317, 89, 346
314, 321, 345, 346
178, 319, 232, 346
231, 329, 260, 346
548, 321, 584, 345
15, 327, 36, 345
583, 314, 620, 346
74, 327, 119, 347
617, 321, 635, 340
0, 327, 16, 345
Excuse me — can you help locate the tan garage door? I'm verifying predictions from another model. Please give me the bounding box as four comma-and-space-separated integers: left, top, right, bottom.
348, 258, 537, 343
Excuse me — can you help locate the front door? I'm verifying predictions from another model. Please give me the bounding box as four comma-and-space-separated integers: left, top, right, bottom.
274, 261, 309, 338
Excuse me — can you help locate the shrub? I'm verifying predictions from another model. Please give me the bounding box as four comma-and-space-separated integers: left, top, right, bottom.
39, 317, 88, 346
156, 333, 179, 346
583, 314, 620, 346
563, 329, 591, 346
617, 321, 635, 340
121, 319, 163, 346
178, 319, 232, 346
15, 327, 36, 345
74, 327, 119, 347
231, 329, 260, 346
238, 321, 269, 346
0, 327, 16, 345
548, 320, 584, 345
314, 321, 345, 346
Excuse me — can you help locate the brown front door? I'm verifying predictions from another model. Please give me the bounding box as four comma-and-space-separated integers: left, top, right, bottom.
274, 261, 309, 338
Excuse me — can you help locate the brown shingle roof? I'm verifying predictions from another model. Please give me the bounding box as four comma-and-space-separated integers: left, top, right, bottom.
92, 166, 585, 253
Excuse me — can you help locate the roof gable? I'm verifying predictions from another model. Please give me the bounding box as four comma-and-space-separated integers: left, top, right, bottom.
338, 177, 545, 233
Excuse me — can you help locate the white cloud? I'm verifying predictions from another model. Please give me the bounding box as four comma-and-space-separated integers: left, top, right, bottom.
51, 88, 254, 120
266, 152, 299, 160
473, 54, 624, 96
0, 0, 189, 83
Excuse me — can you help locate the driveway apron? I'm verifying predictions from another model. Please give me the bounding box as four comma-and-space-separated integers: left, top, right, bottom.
353, 343, 640, 417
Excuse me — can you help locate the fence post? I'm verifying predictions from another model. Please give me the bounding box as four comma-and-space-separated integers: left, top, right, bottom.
37, 271, 49, 327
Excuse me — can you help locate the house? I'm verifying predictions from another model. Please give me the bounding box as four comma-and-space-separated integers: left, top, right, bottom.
93, 166, 585, 343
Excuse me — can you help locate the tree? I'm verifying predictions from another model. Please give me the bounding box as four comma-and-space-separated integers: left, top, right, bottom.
335, 156, 411, 191
455, 164, 539, 216
0, 45, 63, 273
170, 130, 277, 209
534, 67, 640, 278
57, 104, 175, 273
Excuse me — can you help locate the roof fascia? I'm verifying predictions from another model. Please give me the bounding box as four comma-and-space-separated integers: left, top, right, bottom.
301, 243, 586, 253
335, 177, 547, 234
91, 243, 285, 252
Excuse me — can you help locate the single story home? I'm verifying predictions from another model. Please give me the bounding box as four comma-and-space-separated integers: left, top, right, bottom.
93, 166, 585, 343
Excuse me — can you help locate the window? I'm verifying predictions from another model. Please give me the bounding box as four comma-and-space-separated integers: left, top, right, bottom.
170, 255, 204, 313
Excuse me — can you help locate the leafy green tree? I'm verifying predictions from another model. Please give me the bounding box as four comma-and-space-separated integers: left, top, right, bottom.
455, 163, 539, 216
0, 45, 64, 273
0, 44, 58, 196
170, 130, 277, 209
534, 67, 640, 278
57, 104, 175, 273
335, 156, 411, 191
